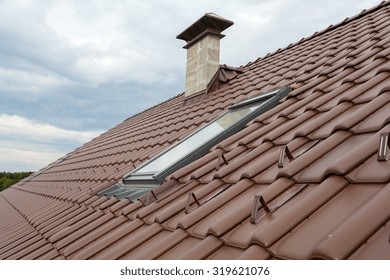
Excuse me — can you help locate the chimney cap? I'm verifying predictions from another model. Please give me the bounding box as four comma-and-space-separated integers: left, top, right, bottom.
176, 12, 234, 43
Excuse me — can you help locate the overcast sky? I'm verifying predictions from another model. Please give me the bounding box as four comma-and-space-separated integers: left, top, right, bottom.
0, 0, 381, 172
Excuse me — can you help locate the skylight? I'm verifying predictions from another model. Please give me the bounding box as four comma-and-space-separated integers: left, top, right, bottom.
123, 86, 292, 186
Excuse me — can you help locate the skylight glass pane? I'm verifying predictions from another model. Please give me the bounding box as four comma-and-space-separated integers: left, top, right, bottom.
135, 101, 265, 174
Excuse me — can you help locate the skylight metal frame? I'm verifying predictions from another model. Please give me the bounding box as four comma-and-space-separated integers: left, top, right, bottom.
123, 86, 292, 186
229, 89, 280, 109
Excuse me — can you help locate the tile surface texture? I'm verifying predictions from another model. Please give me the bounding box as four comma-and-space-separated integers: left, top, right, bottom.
0, 2, 389, 259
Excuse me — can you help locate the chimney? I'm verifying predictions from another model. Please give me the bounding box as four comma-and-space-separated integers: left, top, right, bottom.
177, 13, 234, 97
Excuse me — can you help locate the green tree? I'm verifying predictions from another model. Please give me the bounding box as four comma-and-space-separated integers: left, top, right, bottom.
0, 172, 33, 191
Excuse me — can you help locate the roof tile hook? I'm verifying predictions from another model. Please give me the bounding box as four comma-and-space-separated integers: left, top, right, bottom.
151, 190, 158, 201
278, 145, 295, 168
185, 192, 202, 214
216, 153, 229, 171
378, 132, 390, 161
250, 195, 272, 224
250, 184, 308, 224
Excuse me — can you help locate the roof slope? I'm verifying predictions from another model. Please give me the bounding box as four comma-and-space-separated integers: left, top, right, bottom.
1, 1, 389, 260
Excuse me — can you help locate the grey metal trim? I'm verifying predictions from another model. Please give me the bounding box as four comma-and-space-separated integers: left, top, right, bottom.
97, 183, 122, 197
229, 89, 280, 109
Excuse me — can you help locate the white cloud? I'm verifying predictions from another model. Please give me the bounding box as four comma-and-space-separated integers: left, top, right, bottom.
0, 148, 63, 172
0, 114, 103, 143
1, 0, 381, 88
0, 114, 103, 171
39, 0, 184, 86
0, 67, 72, 96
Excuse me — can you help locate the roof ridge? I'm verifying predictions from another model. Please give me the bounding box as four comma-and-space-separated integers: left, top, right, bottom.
244, 1, 390, 68
299, 1, 389, 45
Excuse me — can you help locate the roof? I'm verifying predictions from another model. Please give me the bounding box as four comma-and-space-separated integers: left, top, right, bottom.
1, 1, 390, 260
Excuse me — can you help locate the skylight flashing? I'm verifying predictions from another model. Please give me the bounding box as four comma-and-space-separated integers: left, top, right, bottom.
229, 89, 280, 109
122, 86, 292, 187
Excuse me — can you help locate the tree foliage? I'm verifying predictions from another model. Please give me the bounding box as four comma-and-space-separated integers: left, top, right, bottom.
0, 172, 33, 191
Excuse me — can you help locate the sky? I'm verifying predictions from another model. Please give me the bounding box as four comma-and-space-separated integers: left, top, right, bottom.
0, 0, 381, 172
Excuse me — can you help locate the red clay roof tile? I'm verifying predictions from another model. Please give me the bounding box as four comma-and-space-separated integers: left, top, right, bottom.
249, 176, 349, 248
348, 220, 390, 260
206, 245, 247, 260
270, 183, 385, 259
67, 218, 144, 259
120, 228, 188, 260
56, 213, 116, 253
235, 244, 270, 260
168, 235, 224, 260
90, 223, 163, 260
59, 215, 128, 256
311, 181, 390, 259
